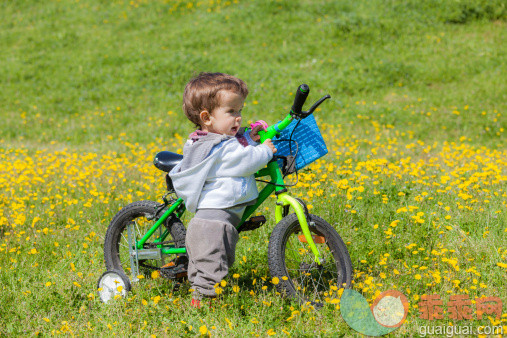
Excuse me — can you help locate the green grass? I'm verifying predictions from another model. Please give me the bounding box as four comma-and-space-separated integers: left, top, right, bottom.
1, 0, 505, 147
0, 0, 506, 336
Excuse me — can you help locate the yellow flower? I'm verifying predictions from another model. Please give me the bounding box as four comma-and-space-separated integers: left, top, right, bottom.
233, 273, 240, 279
232, 285, 239, 293
225, 318, 233, 330
199, 325, 208, 335
414, 274, 421, 280
271, 277, 280, 285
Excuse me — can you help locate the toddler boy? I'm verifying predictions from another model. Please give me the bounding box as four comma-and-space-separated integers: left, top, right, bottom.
169, 72, 277, 307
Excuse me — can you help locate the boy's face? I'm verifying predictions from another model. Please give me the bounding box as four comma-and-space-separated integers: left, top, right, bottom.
200, 90, 245, 136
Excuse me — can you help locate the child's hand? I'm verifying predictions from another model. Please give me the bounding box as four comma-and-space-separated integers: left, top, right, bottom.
249, 124, 264, 142
263, 139, 277, 153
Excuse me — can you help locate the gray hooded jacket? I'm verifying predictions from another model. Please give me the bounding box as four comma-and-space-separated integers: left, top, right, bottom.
169, 132, 273, 213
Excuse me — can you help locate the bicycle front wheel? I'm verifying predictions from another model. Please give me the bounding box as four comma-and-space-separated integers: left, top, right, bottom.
268, 213, 352, 307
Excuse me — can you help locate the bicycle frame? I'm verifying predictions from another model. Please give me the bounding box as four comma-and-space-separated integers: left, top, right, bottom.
133, 112, 323, 265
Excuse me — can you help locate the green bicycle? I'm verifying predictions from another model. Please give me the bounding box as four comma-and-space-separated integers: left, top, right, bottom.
100, 84, 353, 306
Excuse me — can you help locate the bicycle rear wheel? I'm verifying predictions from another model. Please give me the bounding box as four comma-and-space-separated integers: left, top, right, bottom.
268, 213, 352, 307
103, 200, 187, 278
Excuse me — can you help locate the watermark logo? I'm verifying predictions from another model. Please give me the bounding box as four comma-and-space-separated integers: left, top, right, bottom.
340, 289, 409, 336
341, 290, 503, 336
418, 294, 502, 321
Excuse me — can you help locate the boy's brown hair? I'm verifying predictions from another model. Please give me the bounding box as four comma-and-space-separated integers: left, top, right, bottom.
182, 72, 249, 129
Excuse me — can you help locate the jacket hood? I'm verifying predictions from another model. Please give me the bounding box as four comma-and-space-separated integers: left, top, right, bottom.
169, 134, 234, 212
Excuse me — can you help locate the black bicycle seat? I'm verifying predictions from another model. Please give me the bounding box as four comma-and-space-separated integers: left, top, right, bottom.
153, 151, 183, 172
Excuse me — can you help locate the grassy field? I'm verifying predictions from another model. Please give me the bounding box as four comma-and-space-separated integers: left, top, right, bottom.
0, 0, 506, 336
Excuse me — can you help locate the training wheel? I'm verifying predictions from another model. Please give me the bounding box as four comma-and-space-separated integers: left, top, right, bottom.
97, 269, 131, 303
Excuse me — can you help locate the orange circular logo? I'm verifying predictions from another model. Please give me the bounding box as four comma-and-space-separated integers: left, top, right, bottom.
370, 290, 409, 328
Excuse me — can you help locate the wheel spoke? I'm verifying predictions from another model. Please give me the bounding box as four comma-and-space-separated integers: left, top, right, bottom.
135, 221, 142, 239
121, 257, 130, 267
120, 233, 129, 247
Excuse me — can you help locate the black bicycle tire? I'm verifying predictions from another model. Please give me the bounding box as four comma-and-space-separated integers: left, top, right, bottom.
268, 213, 353, 305
103, 200, 187, 275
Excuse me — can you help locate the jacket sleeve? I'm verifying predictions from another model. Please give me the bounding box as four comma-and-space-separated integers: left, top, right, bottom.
217, 140, 273, 176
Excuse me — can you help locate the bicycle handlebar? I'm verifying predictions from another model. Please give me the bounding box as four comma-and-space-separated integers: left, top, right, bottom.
256, 84, 330, 143
290, 84, 310, 117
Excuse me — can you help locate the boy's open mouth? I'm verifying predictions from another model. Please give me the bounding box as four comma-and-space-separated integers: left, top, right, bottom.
231, 127, 238, 133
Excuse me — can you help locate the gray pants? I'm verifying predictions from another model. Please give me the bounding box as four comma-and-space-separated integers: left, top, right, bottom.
186, 209, 241, 298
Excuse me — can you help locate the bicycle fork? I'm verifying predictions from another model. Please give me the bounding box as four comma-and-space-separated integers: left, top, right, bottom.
275, 192, 323, 265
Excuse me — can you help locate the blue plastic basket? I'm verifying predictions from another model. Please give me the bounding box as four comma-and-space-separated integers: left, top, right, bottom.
272, 114, 328, 171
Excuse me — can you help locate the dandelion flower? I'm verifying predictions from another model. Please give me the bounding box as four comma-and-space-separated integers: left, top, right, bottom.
199, 325, 208, 335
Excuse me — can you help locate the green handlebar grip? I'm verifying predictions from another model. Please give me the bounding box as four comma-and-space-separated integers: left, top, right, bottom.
258, 127, 277, 143
258, 114, 295, 143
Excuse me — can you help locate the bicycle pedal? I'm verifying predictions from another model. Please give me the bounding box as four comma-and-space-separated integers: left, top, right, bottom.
239, 215, 266, 232
160, 263, 188, 279
161, 261, 176, 269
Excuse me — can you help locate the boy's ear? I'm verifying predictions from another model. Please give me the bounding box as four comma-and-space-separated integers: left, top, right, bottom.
200, 110, 212, 126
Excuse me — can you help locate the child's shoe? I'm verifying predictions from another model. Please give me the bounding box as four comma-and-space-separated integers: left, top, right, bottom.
190, 298, 201, 309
